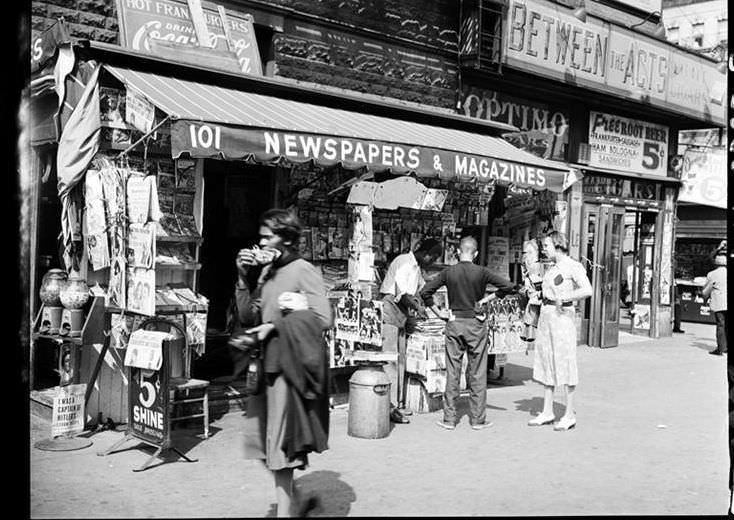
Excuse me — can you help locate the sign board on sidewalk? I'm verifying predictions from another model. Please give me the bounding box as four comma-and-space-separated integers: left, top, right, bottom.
52, 384, 86, 438
129, 362, 170, 446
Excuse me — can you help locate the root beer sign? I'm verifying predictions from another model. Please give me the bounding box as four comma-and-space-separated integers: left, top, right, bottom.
588, 112, 669, 176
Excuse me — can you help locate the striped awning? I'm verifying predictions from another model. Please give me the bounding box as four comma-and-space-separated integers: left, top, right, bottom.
104, 65, 573, 192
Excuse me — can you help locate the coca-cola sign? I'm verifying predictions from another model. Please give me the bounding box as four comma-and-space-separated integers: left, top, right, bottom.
116, 0, 262, 75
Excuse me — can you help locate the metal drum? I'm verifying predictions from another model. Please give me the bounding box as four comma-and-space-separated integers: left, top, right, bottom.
347, 364, 391, 439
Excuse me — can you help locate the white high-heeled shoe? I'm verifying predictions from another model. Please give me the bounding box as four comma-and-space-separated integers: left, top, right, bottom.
553, 415, 577, 431
528, 414, 555, 426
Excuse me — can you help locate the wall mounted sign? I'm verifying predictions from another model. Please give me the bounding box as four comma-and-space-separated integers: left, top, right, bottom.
678, 148, 727, 209
504, 0, 726, 125
116, 0, 262, 75
582, 173, 662, 207
588, 112, 669, 176
461, 87, 570, 160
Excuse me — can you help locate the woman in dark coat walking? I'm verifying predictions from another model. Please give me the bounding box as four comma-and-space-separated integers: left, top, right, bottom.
231, 209, 332, 517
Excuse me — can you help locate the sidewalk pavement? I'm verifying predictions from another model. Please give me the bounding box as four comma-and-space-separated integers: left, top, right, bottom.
30, 323, 730, 517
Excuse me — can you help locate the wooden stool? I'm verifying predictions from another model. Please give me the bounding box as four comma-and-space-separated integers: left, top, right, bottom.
170, 377, 210, 438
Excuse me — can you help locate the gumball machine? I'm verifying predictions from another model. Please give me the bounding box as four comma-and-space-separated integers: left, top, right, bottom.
59, 273, 90, 337
39, 269, 68, 335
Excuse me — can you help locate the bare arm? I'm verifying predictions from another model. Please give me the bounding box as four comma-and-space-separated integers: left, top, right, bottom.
566, 260, 592, 301
701, 278, 713, 299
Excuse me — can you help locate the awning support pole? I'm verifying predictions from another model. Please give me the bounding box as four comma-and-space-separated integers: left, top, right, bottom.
116, 115, 172, 159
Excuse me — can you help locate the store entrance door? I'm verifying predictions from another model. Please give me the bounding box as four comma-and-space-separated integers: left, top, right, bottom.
619, 210, 658, 333
583, 204, 625, 348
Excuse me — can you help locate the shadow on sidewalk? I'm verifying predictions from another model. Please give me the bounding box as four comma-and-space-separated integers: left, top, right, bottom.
293, 470, 356, 517
92, 425, 222, 471
486, 362, 533, 387
513, 397, 566, 419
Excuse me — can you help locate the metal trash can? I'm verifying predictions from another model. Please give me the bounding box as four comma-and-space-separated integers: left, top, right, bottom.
347, 364, 391, 439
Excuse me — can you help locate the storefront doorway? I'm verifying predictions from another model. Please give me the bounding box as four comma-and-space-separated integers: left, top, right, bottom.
582, 204, 624, 348
581, 203, 659, 348
619, 210, 658, 333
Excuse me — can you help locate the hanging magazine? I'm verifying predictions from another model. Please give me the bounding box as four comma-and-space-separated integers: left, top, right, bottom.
126, 267, 156, 316
127, 223, 156, 269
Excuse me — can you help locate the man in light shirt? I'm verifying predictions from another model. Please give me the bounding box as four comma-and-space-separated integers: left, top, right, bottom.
380, 238, 443, 423
702, 253, 727, 356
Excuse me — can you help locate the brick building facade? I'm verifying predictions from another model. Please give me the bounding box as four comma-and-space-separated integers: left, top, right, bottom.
32, 0, 462, 108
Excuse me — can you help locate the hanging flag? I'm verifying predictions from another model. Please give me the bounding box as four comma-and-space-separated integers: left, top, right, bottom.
57, 64, 102, 270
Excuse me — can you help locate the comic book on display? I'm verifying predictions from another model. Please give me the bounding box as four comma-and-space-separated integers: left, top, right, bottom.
185, 311, 207, 353
85, 169, 110, 271
109, 313, 144, 349
175, 192, 195, 216
327, 328, 354, 368
126, 268, 156, 316
107, 256, 126, 308
298, 226, 313, 261
175, 159, 197, 191
486, 296, 526, 354
357, 299, 383, 348
334, 293, 360, 342
176, 215, 200, 237
127, 223, 156, 269
313, 227, 329, 261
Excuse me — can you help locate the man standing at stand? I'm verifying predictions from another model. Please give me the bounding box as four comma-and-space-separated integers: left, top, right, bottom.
420, 236, 517, 430
379, 238, 443, 424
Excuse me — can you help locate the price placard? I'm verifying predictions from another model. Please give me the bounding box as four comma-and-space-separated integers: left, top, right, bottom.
588, 112, 669, 176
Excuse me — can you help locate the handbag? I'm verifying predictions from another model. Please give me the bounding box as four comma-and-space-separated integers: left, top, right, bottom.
243, 351, 264, 396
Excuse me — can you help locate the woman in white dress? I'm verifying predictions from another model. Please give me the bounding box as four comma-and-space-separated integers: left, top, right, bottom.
528, 231, 592, 431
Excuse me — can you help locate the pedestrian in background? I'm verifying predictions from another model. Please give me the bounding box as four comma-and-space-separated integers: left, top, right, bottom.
702, 253, 727, 356
379, 238, 443, 424
421, 236, 517, 431
519, 239, 544, 347
527, 231, 592, 431
231, 209, 331, 517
